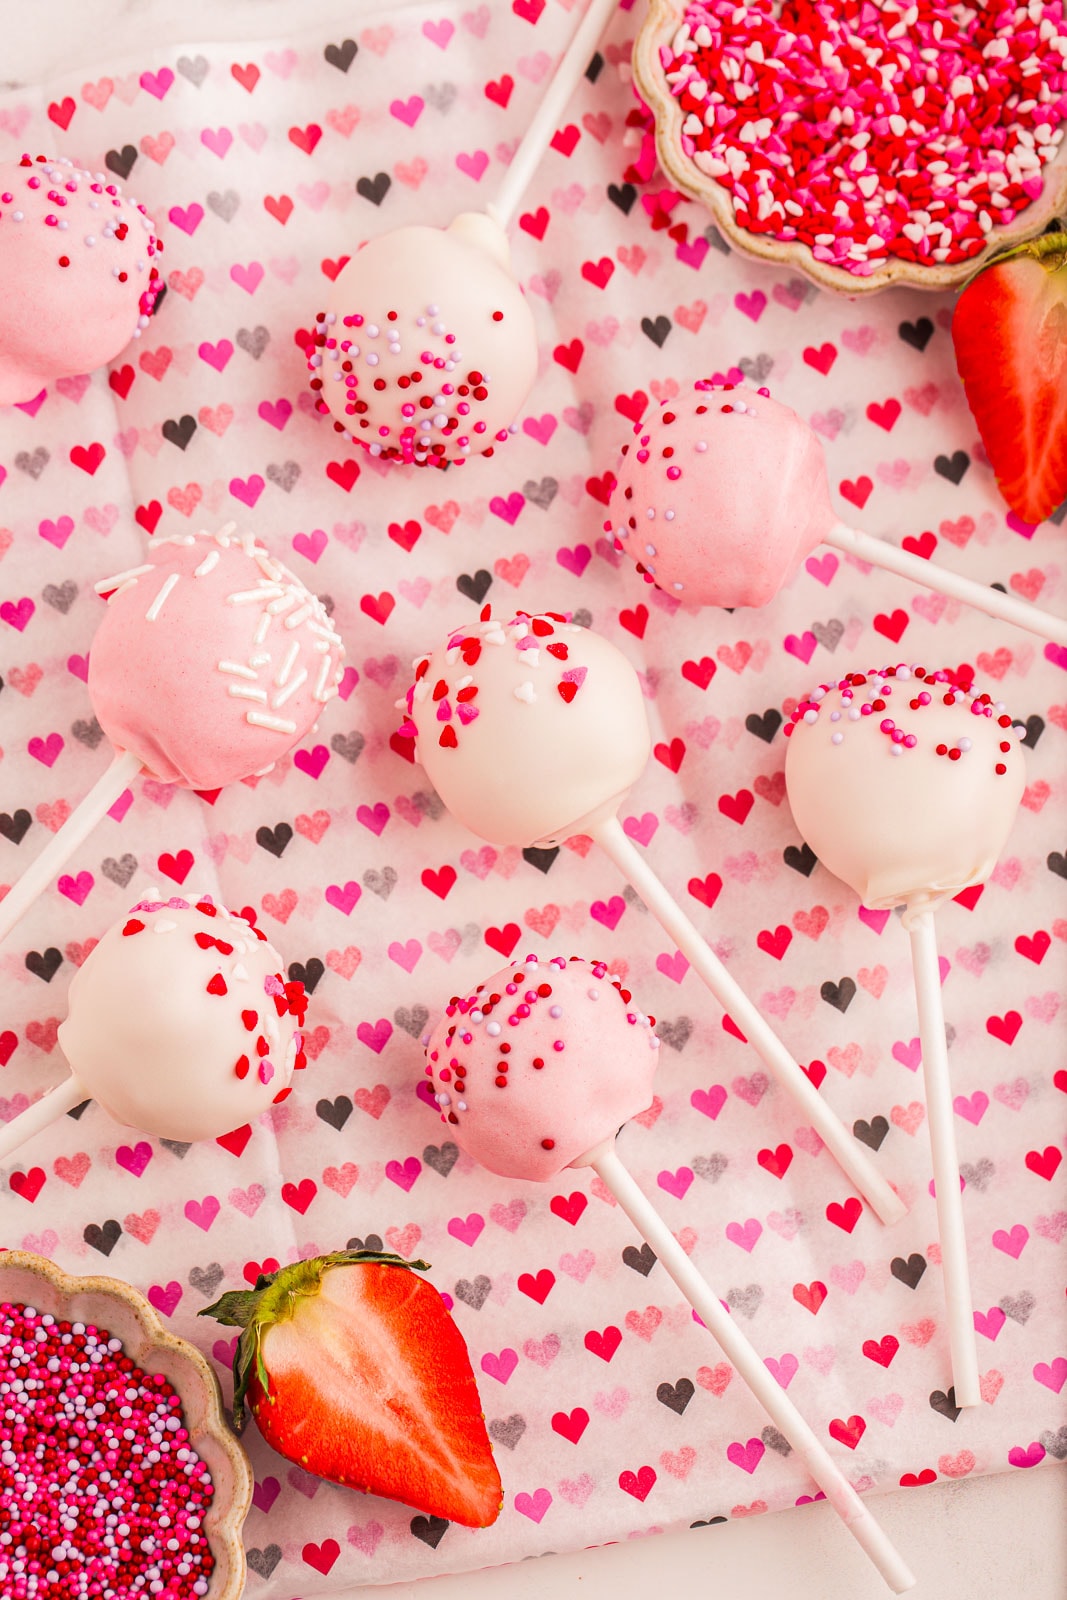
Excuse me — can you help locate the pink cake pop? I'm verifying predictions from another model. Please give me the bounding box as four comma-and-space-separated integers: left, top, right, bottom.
425, 955, 659, 1180
784, 663, 1026, 1411
90, 523, 345, 787
611, 383, 829, 606
423, 953, 915, 1595
0, 154, 163, 405
607, 382, 1067, 644
0, 523, 346, 944
305, 0, 619, 468
0, 895, 309, 1159
397, 608, 905, 1225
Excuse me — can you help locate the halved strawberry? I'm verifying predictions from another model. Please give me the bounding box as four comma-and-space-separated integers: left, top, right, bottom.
952, 232, 1067, 525
202, 1249, 502, 1528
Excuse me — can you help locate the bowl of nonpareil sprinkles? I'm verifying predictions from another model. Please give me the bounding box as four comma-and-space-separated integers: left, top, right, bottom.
0, 1252, 252, 1600
633, 0, 1067, 292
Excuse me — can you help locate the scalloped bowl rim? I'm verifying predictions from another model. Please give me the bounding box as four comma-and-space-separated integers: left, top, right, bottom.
634, 0, 1067, 296
0, 1252, 252, 1600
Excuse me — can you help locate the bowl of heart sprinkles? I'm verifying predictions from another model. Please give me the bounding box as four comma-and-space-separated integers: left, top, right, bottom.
0, 1252, 252, 1600
633, 0, 1067, 293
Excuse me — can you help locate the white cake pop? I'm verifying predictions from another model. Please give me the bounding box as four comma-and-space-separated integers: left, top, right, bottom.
399, 609, 650, 844
307, 215, 538, 469
0, 896, 309, 1159
784, 664, 1027, 923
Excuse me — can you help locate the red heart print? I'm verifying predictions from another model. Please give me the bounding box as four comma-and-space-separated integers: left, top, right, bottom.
518, 1269, 555, 1304
828, 1415, 866, 1449
552, 1408, 589, 1443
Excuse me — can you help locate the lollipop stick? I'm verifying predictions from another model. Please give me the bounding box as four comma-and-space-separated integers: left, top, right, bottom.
488, 0, 620, 230
0, 1076, 88, 1161
578, 1139, 916, 1593
0, 749, 142, 947
828, 521, 1067, 646
593, 815, 907, 1226
907, 909, 980, 1408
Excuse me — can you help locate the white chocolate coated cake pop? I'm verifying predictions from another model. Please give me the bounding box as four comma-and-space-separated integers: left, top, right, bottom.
784, 665, 1027, 923
307, 213, 539, 469
0, 154, 163, 405
607, 383, 836, 606
57, 895, 309, 1140
89, 523, 346, 788
424, 954, 659, 1182
397, 609, 650, 846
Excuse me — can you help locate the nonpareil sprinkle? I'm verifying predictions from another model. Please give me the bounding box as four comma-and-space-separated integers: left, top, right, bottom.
662, 0, 1067, 274
0, 1303, 214, 1599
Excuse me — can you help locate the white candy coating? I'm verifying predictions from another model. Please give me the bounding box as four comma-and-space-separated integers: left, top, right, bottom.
309, 213, 538, 468
784, 665, 1026, 924
399, 611, 651, 846
57, 897, 308, 1140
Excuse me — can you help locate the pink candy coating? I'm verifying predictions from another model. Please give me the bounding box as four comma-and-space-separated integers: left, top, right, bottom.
607, 384, 836, 608
0, 155, 163, 405
424, 955, 660, 1181
89, 524, 345, 789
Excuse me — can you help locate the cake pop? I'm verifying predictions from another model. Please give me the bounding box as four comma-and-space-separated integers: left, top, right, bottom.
424, 954, 915, 1595
397, 608, 905, 1225
607, 383, 1067, 645
0, 154, 163, 405
0, 522, 346, 944
306, 0, 618, 467
784, 663, 1027, 1408
0, 895, 308, 1158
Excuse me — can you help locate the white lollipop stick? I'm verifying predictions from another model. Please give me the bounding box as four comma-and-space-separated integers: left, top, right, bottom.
489, 0, 620, 230
577, 1139, 916, 1593
592, 815, 907, 1226
907, 909, 980, 1408
0, 1076, 89, 1161
829, 521, 1067, 646
0, 750, 142, 947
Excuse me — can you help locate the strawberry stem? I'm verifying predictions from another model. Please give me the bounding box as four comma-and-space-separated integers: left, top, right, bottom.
960, 230, 1067, 292
201, 1249, 431, 1429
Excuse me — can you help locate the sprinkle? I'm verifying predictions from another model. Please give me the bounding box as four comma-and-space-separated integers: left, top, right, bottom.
144, 571, 180, 622
227, 684, 269, 702
246, 711, 299, 733
93, 563, 154, 594
662, 0, 1067, 275
193, 550, 220, 578
0, 1303, 214, 1600
275, 640, 301, 686
272, 667, 308, 707
228, 585, 284, 606
218, 660, 259, 679
284, 603, 315, 631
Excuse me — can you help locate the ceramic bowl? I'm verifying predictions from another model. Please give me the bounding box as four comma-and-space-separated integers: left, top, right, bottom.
0, 1251, 252, 1600
633, 0, 1067, 295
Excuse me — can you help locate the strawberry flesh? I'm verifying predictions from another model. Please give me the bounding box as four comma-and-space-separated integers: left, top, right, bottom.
952, 237, 1067, 525
204, 1251, 501, 1529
